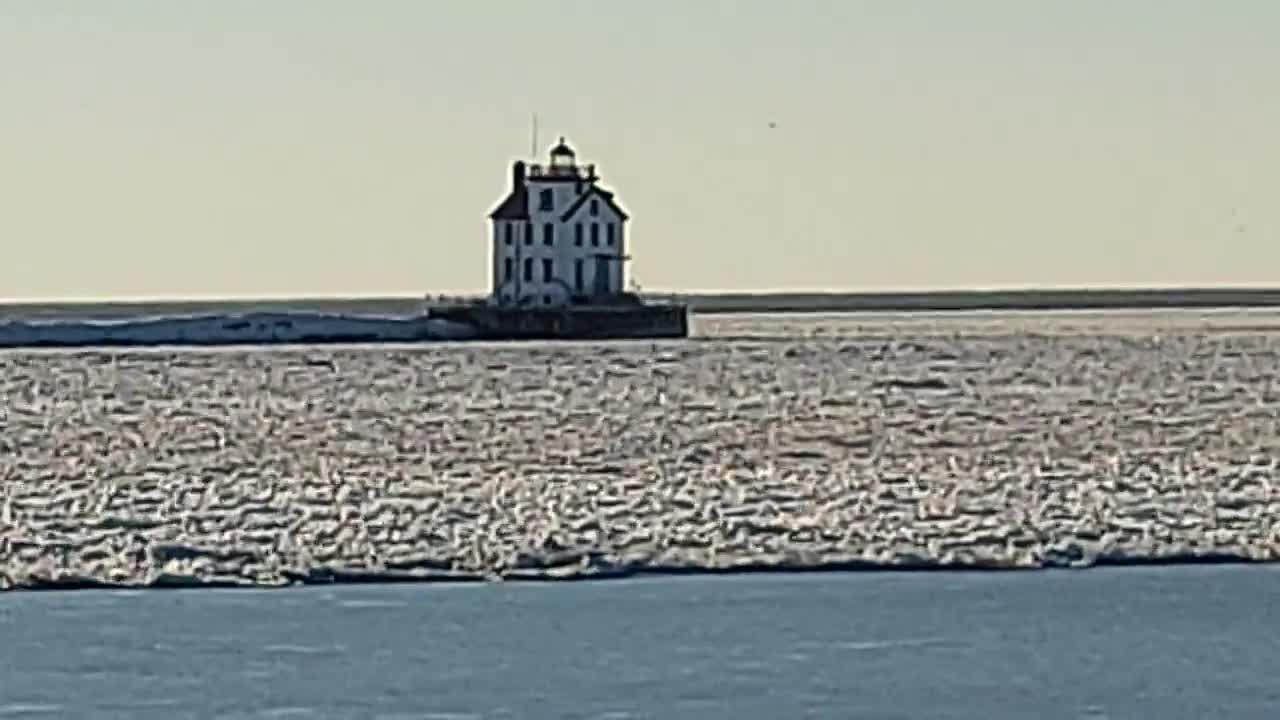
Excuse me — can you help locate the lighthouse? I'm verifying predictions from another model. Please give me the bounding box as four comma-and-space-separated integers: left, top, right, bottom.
487, 138, 630, 307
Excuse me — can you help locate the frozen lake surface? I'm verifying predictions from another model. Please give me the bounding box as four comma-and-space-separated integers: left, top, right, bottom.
3, 311, 1280, 588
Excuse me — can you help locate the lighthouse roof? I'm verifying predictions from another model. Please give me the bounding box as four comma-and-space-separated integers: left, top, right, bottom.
560, 185, 629, 222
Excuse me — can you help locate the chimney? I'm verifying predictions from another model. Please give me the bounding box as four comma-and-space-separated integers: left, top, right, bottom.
512, 160, 526, 191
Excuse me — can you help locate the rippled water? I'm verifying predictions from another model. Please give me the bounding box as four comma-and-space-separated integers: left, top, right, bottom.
3, 567, 1279, 719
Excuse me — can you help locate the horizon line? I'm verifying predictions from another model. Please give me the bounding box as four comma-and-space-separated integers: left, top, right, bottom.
5, 283, 1280, 307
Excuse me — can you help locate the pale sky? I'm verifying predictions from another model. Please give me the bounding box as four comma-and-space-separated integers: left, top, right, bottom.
2, 1, 1277, 301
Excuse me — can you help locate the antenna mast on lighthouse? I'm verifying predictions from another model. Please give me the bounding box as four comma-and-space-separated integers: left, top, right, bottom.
530, 113, 539, 159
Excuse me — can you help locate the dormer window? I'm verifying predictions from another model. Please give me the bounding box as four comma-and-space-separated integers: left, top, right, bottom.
539, 189, 554, 211
590, 199, 599, 217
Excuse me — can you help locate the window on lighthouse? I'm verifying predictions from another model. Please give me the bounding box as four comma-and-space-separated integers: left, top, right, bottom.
539, 189, 554, 211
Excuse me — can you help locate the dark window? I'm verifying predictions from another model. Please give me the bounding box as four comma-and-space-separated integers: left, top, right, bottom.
606, 224, 615, 246
543, 223, 554, 246
524, 223, 532, 245
574, 223, 584, 246
504, 223, 513, 245
542, 258, 553, 282
574, 259, 584, 293
539, 189, 554, 211
590, 199, 599, 217
523, 257, 533, 282
590, 223, 599, 246
543, 295, 552, 305
504, 257, 513, 281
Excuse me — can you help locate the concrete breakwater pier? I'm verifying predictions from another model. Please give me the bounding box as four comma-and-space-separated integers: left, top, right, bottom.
0, 302, 688, 349
2, 312, 1278, 590
0, 311, 475, 349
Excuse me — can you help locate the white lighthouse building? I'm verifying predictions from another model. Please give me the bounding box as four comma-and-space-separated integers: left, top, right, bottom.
488, 138, 630, 307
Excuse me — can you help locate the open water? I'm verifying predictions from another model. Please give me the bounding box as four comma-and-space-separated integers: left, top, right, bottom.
3, 566, 1278, 719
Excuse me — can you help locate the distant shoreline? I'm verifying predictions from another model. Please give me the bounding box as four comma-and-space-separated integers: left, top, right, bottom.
4, 287, 1280, 321
673, 288, 1280, 314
